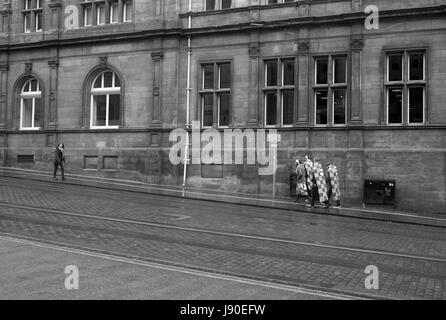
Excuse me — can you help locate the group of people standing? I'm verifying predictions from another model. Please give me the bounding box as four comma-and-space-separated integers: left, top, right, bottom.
294, 155, 341, 208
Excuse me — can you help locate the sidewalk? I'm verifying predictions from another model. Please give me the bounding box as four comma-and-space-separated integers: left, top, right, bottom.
1, 166, 445, 228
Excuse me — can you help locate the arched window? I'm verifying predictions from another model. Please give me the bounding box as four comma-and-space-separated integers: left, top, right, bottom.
20, 78, 42, 130
90, 70, 121, 128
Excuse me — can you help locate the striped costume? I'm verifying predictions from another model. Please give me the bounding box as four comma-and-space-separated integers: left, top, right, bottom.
326, 164, 341, 201
312, 161, 329, 203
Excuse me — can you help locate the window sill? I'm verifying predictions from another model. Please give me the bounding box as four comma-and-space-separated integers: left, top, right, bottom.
90, 126, 120, 130
19, 127, 40, 131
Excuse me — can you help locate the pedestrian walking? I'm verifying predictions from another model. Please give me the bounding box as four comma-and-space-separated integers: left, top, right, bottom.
294, 159, 308, 203
312, 157, 330, 208
326, 163, 341, 208
53, 142, 66, 181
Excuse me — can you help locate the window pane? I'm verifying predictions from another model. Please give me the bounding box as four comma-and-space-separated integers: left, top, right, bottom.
93, 74, 102, 88
265, 92, 277, 126
388, 55, 403, 82
30, 79, 38, 92
109, 94, 120, 126
97, 5, 105, 24
315, 90, 328, 125
203, 65, 214, 89
124, 1, 132, 21
34, 98, 42, 128
333, 88, 346, 124
265, 61, 277, 87
206, 0, 215, 10
36, 12, 42, 31
24, 13, 31, 32
409, 53, 424, 81
202, 94, 213, 127
221, 0, 231, 9
93, 95, 107, 126
219, 63, 230, 89
84, 6, 92, 26
111, 3, 119, 23
316, 59, 328, 85
104, 72, 113, 87
268, 0, 278, 3
388, 88, 403, 124
22, 99, 33, 128
282, 90, 294, 125
219, 93, 230, 126
409, 87, 424, 123
282, 60, 294, 86
334, 57, 346, 84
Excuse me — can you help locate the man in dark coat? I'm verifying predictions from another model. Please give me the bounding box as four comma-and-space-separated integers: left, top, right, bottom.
53, 142, 66, 180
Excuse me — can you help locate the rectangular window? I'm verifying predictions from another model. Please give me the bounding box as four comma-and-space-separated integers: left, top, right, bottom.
202, 93, 214, 127
387, 88, 403, 124
316, 58, 328, 85
408, 87, 424, 123
108, 94, 120, 126
206, 0, 216, 10
24, 13, 31, 33
35, 12, 42, 32
200, 62, 231, 127
97, 4, 106, 25
333, 57, 347, 84
315, 90, 328, 125
84, 156, 98, 170
110, 2, 119, 23
22, 99, 33, 128
314, 55, 348, 126
103, 156, 118, 170
282, 90, 294, 125
265, 92, 277, 126
265, 61, 277, 87
387, 54, 403, 82
93, 95, 107, 127
385, 50, 426, 124
218, 93, 230, 127
24, 0, 32, 10
123, 1, 132, 22
84, 5, 92, 26
221, 0, 232, 9
333, 88, 346, 125
409, 53, 424, 81
263, 58, 296, 126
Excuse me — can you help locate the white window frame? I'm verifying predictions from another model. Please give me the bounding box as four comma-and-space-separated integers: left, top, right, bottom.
97, 4, 105, 25
386, 87, 403, 125
24, 13, 31, 33
110, 2, 119, 24
24, 0, 32, 10
35, 11, 42, 32
90, 72, 121, 129
123, 1, 132, 22
20, 79, 41, 131
331, 56, 347, 126
84, 5, 92, 26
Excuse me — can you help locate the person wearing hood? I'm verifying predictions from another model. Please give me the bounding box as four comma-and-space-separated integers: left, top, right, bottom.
53, 142, 66, 180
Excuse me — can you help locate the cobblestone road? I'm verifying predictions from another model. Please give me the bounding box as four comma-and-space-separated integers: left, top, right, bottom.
0, 177, 445, 299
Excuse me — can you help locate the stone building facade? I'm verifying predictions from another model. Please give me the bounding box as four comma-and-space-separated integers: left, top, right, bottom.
0, 0, 445, 214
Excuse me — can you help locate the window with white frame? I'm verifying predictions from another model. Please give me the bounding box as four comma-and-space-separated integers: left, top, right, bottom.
200, 62, 231, 127
385, 50, 426, 124
205, 0, 232, 11
90, 71, 121, 129
110, 1, 119, 23
313, 55, 348, 125
123, 0, 133, 22
20, 78, 42, 130
263, 58, 296, 126
22, 0, 43, 33
97, 3, 106, 25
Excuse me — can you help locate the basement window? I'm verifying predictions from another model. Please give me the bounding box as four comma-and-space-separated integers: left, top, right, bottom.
17, 154, 34, 163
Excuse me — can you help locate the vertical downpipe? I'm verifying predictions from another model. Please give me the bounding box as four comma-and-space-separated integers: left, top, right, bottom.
182, 0, 192, 187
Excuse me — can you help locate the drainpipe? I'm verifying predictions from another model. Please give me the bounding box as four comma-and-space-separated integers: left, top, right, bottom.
182, 0, 192, 187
